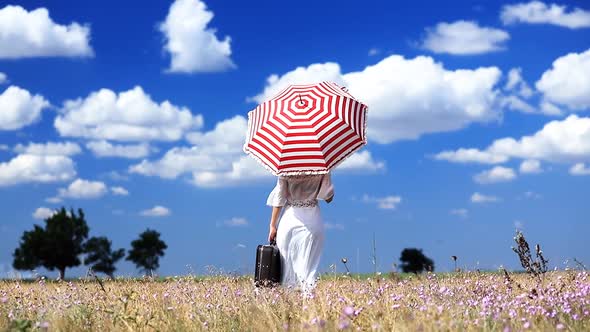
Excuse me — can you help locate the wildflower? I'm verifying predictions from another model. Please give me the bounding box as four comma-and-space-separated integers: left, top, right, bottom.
556, 323, 565, 330
343, 306, 354, 316
0, 297, 7, 304
338, 319, 350, 330
523, 321, 531, 329
36, 321, 49, 330
310, 318, 326, 328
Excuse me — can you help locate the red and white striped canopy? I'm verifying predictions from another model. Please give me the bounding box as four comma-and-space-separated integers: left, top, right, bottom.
244, 81, 368, 176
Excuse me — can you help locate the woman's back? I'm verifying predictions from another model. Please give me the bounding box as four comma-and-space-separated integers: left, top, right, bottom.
267, 174, 334, 207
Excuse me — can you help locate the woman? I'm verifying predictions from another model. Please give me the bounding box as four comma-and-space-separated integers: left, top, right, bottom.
266, 173, 334, 291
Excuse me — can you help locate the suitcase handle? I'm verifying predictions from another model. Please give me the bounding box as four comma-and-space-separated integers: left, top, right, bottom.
269, 240, 276, 246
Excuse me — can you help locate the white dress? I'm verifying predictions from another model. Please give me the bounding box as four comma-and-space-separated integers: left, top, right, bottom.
267, 174, 334, 291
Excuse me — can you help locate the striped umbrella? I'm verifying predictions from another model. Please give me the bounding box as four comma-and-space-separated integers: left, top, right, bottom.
244, 81, 368, 176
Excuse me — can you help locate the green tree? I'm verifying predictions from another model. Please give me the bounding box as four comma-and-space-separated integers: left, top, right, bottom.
126, 229, 167, 275
13, 207, 89, 279
399, 248, 435, 274
84, 236, 125, 278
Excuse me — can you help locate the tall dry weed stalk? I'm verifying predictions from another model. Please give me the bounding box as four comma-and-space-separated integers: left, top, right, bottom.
512, 230, 548, 280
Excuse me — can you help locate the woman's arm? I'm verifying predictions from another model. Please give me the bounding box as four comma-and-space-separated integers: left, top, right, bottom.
268, 206, 282, 243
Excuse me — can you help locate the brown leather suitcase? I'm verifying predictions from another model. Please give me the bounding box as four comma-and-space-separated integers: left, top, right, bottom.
254, 244, 282, 287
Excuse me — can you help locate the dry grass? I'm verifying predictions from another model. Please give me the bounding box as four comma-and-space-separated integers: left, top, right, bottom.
1, 271, 588, 331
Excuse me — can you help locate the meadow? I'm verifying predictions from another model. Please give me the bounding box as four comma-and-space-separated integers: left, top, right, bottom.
1, 270, 588, 331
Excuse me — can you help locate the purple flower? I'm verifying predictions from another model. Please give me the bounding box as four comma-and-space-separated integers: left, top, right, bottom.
343, 306, 354, 316
338, 320, 350, 330
556, 323, 565, 330
0, 297, 7, 304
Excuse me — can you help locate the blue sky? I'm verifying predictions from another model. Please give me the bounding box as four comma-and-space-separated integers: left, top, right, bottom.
0, 0, 589, 277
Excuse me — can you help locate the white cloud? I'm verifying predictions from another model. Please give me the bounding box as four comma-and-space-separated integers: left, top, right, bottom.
435, 148, 508, 164
55, 86, 203, 142
140, 205, 170, 217
471, 192, 500, 203
160, 0, 234, 73
335, 150, 385, 172
501, 68, 537, 114
474, 166, 517, 184
104, 170, 129, 181
248, 62, 345, 104
86, 140, 154, 159
536, 49, 590, 111
501, 1, 590, 29
0, 72, 6, 84
190, 155, 272, 188
502, 95, 536, 114
421, 20, 509, 55
185, 114, 246, 151
488, 115, 590, 163
0, 154, 75, 186
0, 5, 93, 58
570, 163, 590, 175
519, 159, 543, 174
219, 217, 248, 227
251, 56, 503, 144
130, 146, 221, 179
0, 85, 49, 130
57, 178, 108, 199
539, 101, 563, 116
111, 186, 129, 196
437, 115, 590, 165
362, 194, 402, 210
0, 144, 8, 151
131, 115, 273, 187
45, 196, 62, 204
14, 141, 81, 156
504, 68, 533, 98
450, 208, 469, 218
514, 220, 525, 230
32, 207, 56, 220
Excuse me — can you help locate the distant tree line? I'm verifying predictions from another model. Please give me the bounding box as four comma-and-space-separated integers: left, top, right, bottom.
12, 207, 167, 279
399, 248, 435, 274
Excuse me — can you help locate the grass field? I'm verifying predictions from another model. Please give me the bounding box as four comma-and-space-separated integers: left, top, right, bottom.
0, 271, 588, 331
